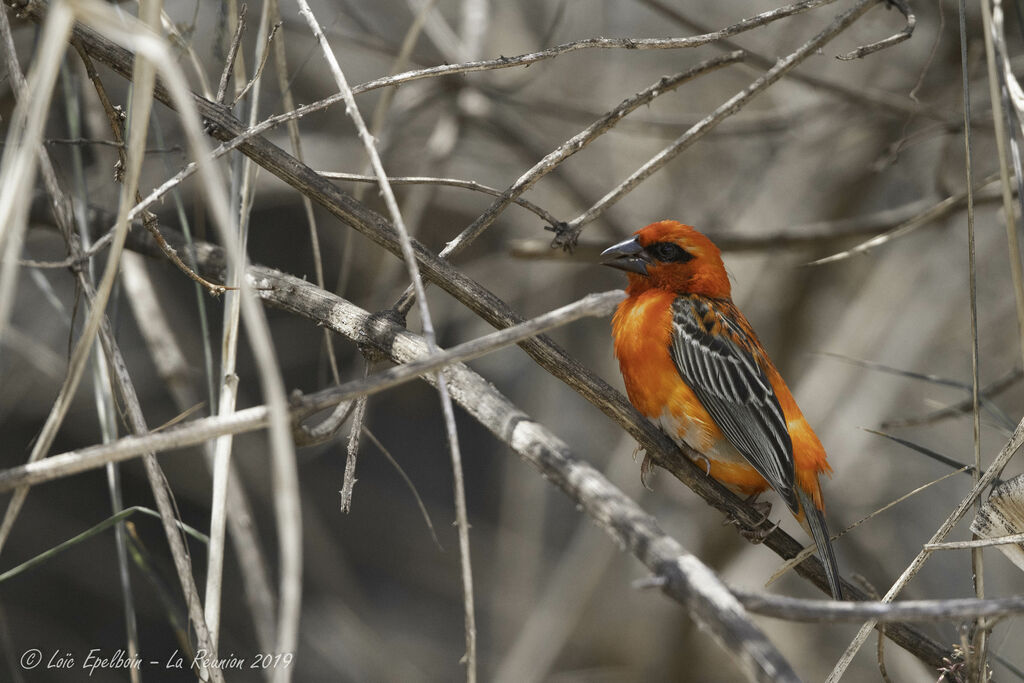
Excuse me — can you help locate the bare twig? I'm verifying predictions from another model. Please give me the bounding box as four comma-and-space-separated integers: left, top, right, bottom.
266, 0, 338, 385
807, 172, 1001, 266
508, 187, 1015, 260
557, 0, 880, 247
215, 3, 246, 105
231, 20, 281, 107
339, 368, 369, 513
393, 51, 744, 314
347, 0, 833, 91
636, 0, 937, 121
736, 592, 1024, 623
837, 0, 915, 61
321, 172, 561, 225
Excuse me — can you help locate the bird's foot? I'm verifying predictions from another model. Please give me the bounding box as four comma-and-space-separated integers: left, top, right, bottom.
744, 492, 773, 521
723, 494, 778, 544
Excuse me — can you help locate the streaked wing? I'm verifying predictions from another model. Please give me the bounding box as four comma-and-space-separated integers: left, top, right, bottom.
669, 296, 797, 511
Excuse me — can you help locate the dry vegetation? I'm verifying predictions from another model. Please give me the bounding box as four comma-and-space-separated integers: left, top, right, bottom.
1, 0, 1023, 681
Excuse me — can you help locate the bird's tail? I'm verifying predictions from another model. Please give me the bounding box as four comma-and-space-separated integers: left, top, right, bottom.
796, 488, 843, 600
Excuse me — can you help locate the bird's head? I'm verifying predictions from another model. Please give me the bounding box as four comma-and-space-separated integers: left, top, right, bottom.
601, 220, 731, 298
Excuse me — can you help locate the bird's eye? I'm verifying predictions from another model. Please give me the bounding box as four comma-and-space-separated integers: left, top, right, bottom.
649, 242, 691, 263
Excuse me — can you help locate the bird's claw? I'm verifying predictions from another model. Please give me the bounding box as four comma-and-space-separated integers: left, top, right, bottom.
639, 451, 656, 490
692, 452, 711, 476
723, 495, 778, 544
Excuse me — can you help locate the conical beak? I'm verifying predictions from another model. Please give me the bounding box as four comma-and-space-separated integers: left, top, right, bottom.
600, 237, 650, 275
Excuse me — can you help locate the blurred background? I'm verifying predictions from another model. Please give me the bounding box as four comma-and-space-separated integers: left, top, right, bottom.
3, 0, 1024, 680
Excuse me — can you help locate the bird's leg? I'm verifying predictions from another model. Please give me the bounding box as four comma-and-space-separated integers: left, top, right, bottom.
723, 492, 779, 544
744, 491, 773, 521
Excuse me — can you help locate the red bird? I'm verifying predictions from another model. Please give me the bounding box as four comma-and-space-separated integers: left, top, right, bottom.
602, 220, 842, 599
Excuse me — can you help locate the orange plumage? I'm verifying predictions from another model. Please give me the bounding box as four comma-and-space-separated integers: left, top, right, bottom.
603, 220, 842, 598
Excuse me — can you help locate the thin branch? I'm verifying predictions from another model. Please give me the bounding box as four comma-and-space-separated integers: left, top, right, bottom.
347, 0, 834, 92
0, 506, 207, 584
865, 430, 983, 476
736, 591, 1024, 623
231, 19, 281, 107
0, 286, 626, 489
508, 186, 1013, 259
340, 369, 368, 513
807, 172, 1001, 266
557, 0, 880, 248
837, 0, 915, 61
321, 171, 561, 225
266, 0, 339, 386
40, 137, 183, 153
393, 51, 744, 314
636, 0, 938, 122
215, 3, 246, 105
298, 398, 356, 446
